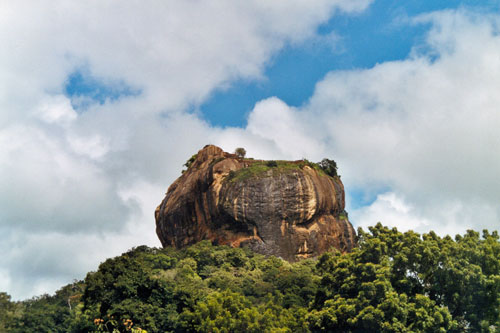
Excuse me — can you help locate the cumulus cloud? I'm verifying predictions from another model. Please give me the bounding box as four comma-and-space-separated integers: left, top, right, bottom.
247, 97, 325, 159
350, 192, 432, 232
7, 1, 500, 301
0, 0, 372, 299
0, 0, 372, 117
243, 9, 500, 236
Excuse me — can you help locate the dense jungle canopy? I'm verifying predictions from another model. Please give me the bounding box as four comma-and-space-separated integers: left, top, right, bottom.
1, 223, 499, 332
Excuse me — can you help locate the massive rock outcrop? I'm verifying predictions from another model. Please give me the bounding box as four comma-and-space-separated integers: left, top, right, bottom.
155, 145, 356, 261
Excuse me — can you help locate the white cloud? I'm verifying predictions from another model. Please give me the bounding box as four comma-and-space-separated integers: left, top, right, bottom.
350, 192, 431, 232
246, 97, 325, 160
67, 134, 110, 160
35, 95, 77, 125
3, 2, 499, 300
0, 0, 372, 118
0, 0, 372, 299
241, 9, 500, 237
0, 125, 130, 233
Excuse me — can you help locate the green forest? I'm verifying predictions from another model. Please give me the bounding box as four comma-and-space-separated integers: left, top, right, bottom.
1, 223, 499, 332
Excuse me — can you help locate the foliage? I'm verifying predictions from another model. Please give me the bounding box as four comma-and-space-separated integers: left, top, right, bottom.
234, 147, 246, 158
4, 225, 500, 332
0, 292, 19, 331
183, 154, 198, 171
227, 159, 328, 183
266, 160, 278, 167
1, 281, 85, 333
318, 158, 338, 177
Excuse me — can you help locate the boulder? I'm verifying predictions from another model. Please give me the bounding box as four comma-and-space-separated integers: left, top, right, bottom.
155, 145, 356, 261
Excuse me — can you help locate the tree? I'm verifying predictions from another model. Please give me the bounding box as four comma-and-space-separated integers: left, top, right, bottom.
310, 225, 457, 332
8, 227, 500, 332
266, 160, 278, 167
0, 292, 17, 331
183, 154, 197, 170
318, 158, 337, 177
234, 147, 246, 158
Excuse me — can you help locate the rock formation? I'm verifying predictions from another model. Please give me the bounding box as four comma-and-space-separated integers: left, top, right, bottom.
155, 145, 356, 261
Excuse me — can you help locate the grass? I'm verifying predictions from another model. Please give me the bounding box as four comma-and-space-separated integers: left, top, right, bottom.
226, 159, 330, 183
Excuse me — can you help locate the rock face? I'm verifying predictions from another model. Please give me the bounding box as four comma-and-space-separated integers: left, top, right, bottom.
155, 145, 356, 261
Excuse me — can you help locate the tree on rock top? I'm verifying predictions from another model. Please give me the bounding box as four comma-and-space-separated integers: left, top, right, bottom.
318, 158, 338, 177
234, 147, 246, 158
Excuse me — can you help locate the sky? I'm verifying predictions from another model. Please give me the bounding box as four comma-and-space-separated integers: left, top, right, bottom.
2, 0, 500, 300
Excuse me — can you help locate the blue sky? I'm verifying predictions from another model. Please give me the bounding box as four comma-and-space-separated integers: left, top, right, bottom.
200, 1, 500, 127
65, 69, 140, 111
3, 0, 500, 300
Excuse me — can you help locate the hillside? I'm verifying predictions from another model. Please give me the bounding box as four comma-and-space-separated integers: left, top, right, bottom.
1, 224, 499, 332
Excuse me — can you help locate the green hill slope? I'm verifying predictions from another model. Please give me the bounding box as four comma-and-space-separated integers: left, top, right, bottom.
2, 224, 500, 332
